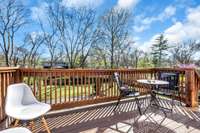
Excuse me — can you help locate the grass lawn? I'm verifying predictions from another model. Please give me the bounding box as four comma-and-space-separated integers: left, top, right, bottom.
32, 83, 118, 101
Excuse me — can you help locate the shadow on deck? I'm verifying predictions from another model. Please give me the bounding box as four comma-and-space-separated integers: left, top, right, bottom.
31, 97, 200, 133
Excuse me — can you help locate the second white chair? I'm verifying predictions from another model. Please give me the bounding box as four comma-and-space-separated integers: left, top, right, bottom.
0, 127, 32, 133
5, 83, 51, 133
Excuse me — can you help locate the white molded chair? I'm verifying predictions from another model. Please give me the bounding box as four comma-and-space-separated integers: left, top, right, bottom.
5, 83, 51, 133
0, 127, 32, 133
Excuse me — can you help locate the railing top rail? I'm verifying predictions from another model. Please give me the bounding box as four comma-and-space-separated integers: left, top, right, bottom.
0, 67, 19, 72
0, 67, 196, 73
19, 67, 194, 73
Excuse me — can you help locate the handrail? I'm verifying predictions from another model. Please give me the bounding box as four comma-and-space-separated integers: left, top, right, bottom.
19, 67, 189, 72
0, 67, 199, 122
0, 67, 18, 72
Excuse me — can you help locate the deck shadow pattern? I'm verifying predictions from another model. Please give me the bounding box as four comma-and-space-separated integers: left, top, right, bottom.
29, 97, 200, 133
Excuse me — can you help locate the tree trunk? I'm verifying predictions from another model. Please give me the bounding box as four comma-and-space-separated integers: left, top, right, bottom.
5, 53, 9, 66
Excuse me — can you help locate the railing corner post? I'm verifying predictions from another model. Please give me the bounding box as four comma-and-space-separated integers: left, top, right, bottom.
186, 69, 198, 107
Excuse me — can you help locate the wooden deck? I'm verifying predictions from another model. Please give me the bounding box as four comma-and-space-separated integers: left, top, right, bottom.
1, 68, 200, 122
29, 97, 200, 133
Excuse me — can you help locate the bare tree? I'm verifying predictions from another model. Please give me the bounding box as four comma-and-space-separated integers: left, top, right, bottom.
171, 40, 200, 65
12, 46, 29, 66
119, 46, 132, 68
50, 3, 98, 68
39, 12, 62, 68
89, 45, 108, 68
139, 52, 153, 68
130, 49, 143, 68
0, 0, 26, 66
23, 33, 43, 67
96, 8, 132, 68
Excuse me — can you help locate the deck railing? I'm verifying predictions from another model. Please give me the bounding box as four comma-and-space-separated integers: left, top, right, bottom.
0, 67, 200, 122
0, 68, 19, 123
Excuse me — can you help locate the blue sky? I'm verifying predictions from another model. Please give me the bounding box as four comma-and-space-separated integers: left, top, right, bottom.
17, 0, 200, 51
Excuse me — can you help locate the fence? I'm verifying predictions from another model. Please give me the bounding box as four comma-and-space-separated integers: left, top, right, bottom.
0, 67, 199, 122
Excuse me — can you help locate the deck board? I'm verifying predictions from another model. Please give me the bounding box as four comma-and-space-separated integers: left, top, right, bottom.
26, 98, 200, 132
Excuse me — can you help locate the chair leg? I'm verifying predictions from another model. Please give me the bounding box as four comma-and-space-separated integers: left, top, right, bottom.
178, 91, 182, 106
113, 96, 122, 112
171, 94, 175, 112
29, 120, 35, 131
13, 119, 19, 127
135, 97, 142, 115
41, 116, 51, 133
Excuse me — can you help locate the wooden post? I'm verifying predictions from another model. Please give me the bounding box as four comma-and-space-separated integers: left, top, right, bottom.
14, 69, 22, 83
185, 69, 198, 107
96, 76, 101, 96
0, 73, 4, 122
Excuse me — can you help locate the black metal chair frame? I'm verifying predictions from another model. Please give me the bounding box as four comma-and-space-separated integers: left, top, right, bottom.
155, 72, 182, 111
113, 72, 142, 115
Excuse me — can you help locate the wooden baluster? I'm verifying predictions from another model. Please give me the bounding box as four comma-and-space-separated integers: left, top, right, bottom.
109, 71, 111, 97
88, 71, 90, 99
44, 72, 47, 103
101, 71, 104, 97
5, 72, 8, 98
76, 71, 79, 101
111, 71, 114, 97
100, 71, 103, 97
68, 72, 71, 102
90, 71, 94, 99
54, 72, 57, 104
50, 72, 52, 105
59, 72, 62, 103
84, 71, 86, 100
105, 71, 108, 97
2, 73, 6, 121
95, 71, 98, 98
64, 72, 67, 102
0, 73, 3, 121
33, 71, 36, 96
5, 72, 9, 99
179, 72, 183, 99
39, 72, 42, 101
72, 72, 75, 101
27, 71, 30, 85
81, 72, 83, 100
103, 71, 106, 97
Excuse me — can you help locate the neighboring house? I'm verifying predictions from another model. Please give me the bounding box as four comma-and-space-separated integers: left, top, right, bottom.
43, 62, 68, 69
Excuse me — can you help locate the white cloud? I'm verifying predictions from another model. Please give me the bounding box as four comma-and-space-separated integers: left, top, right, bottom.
158, 6, 176, 21
116, 0, 140, 9
136, 6, 200, 52
133, 25, 148, 33
61, 0, 103, 8
134, 5, 176, 32
164, 6, 200, 43
164, 22, 185, 43
31, 2, 48, 21
30, 31, 43, 42
30, 32, 38, 42
137, 34, 160, 52
133, 36, 140, 41
17, 0, 30, 6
